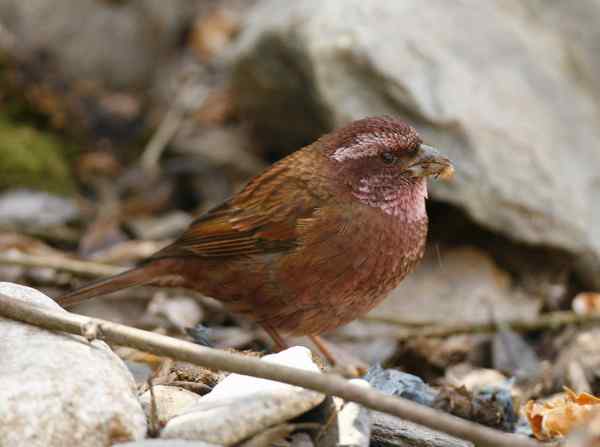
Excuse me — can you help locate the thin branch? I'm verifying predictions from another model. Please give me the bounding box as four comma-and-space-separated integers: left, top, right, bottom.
0, 293, 540, 447
140, 76, 208, 173
140, 105, 186, 173
363, 311, 600, 340
0, 252, 124, 277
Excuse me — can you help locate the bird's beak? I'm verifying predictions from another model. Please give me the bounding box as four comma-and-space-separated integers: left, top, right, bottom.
406, 144, 454, 180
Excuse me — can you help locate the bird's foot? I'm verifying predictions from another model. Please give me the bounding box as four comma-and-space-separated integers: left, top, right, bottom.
309, 335, 368, 377
261, 325, 367, 377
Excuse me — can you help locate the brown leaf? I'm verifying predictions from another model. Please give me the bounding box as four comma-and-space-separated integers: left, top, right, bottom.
524, 387, 600, 440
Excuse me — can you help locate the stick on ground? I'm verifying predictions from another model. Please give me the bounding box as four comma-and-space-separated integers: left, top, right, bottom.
0, 252, 123, 277
0, 293, 542, 447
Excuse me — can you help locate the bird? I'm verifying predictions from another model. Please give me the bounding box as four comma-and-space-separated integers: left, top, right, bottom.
57, 116, 453, 364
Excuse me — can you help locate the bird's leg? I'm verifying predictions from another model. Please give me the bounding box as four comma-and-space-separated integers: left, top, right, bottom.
309, 335, 337, 366
261, 324, 288, 351
262, 328, 347, 371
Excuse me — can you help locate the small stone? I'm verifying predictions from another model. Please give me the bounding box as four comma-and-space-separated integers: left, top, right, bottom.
365, 365, 437, 406
0, 189, 78, 227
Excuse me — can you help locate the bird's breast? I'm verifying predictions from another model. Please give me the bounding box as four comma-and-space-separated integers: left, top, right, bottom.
266, 208, 428, 334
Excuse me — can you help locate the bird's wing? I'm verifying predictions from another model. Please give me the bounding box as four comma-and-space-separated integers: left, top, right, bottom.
152, 160, 322, 259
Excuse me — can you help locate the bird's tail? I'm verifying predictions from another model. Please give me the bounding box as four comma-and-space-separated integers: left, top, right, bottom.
56, 261, 167, 308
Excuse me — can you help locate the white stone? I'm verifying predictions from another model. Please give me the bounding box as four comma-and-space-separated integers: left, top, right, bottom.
0, 282, 146, 447
162, 347, 324, 445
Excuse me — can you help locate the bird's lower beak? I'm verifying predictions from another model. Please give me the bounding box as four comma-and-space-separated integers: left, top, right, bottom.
406, 144, 454, 180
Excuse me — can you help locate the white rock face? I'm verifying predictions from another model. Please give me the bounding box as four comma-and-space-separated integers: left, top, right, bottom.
232, 0, 600, 286
162, 347, 325, 445
0, 282, 146, 447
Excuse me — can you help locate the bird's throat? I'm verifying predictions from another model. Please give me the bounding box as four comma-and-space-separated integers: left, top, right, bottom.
353, 176, 427, 221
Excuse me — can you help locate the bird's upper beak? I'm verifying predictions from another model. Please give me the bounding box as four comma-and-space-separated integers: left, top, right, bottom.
406, 144, 454, 180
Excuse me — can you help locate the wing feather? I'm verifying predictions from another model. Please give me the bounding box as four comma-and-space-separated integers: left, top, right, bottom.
152, 158, 321, 259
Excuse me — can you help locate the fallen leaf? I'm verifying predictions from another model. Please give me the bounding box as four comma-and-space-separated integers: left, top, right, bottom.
525, 387, 600, 440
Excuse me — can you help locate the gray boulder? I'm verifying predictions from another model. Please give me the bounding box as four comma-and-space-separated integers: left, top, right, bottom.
0, 282, 146, 447
231, 0, 600, 286
0, 0, 195, 88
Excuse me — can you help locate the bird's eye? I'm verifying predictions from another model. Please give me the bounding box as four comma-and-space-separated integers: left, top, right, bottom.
381, 151, 396, 165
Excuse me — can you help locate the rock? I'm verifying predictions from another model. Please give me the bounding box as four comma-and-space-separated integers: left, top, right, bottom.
0, 0, 196, 88
0, 189, 78, 227
370, 247, 540, 324
365, 365, 437, 407
139, 385, 200, 426
334, 379, 371, 447
0, 282, 146, 446
162, 346, 325, 445
231, 0, 600, 286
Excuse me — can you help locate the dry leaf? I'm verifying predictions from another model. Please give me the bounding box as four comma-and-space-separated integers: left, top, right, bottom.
525, 387, 600, 440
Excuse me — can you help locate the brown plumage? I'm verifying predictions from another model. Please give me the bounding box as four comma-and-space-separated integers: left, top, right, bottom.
57, 116, 453, 362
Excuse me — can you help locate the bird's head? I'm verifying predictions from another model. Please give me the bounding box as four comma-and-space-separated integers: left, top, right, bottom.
321, 116, 453, 219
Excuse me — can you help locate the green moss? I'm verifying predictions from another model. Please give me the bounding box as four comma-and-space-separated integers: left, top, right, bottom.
0, 115, 75, 194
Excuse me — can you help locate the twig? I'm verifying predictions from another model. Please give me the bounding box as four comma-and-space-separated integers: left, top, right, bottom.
147, 378, 161, 437
0, 252, 124, 277
363, 311, 600, 340
140, 105, 186, 173
0, 293, 541, 447
140, 76, 208, 173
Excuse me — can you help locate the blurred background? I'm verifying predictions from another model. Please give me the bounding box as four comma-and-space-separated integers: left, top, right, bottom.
1, 0, 600, 398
